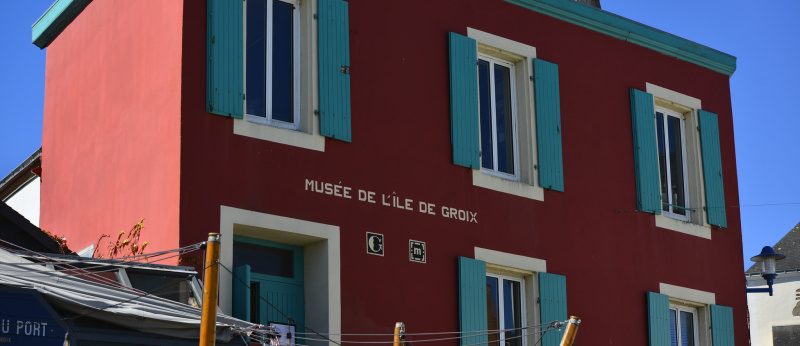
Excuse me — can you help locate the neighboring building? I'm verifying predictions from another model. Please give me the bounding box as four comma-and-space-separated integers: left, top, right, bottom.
746, 222, 800, 346
0, 200, 65, 254
0, 148, 41, 227
31, 0, 745, 345
0, 246, 264, 345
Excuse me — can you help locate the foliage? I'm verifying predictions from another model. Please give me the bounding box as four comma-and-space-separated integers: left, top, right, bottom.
92, 218, 150, 260
41, 229, 70, 254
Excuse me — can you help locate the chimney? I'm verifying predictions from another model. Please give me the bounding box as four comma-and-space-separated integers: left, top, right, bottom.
572, 0, 601, 9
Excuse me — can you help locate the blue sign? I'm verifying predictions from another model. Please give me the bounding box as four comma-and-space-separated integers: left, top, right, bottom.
0, 287, 67, 345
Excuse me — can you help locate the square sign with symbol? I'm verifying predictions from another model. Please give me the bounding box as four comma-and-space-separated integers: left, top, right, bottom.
409, 240, 426, 263
366, 232, 384, 256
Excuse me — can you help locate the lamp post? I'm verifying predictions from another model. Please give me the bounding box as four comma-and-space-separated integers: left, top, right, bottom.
746, 246, 786, 296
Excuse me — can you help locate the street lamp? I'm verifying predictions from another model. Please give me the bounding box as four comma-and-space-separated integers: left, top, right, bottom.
746, 246, 786, 296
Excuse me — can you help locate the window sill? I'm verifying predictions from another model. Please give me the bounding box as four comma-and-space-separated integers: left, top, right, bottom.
472, 170, 543, 201
233, 118, 325, 152
655, 214, 711, 240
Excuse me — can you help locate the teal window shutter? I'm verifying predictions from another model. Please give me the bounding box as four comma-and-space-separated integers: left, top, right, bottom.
630, 89, 661, 214
533, 59, 564, 192
206, 0, 244, 119
710, 305, 734, 346
449, 32, 480, 169
458, 257, 487, 346
539, 273, 567, 346
318, 0, 352, 142
232, 264, 251, 321
646, 292, 670, 346
698, 110, 727, 228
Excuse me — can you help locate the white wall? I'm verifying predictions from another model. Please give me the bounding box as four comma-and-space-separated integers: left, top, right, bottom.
4, 177, 40, 227
747, 271, 800, 346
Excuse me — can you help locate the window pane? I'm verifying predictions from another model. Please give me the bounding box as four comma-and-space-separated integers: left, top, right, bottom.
486, 277, 500, 346
670, 309, 678, 346
502, 279, 522, 346
667, 115, 686, 216
127, 271, 193, 304
680, 311, 695, 346
246, 0, 267, 117
271, 0, 294, 123
493, 64, 514, 175
233, 241, 295, 278
656, 112, 669, 212
478, 60, 493, 170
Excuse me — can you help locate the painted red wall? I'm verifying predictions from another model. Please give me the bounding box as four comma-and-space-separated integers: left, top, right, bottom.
40, 0, 183, 258
179, 0, 746, 343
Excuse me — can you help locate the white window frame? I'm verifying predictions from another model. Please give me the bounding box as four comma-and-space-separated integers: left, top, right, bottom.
219, 205, 342, 343
244, 0, 301, 129
646, 83, 711, 239
669, 304, 700, 346
235, 0, 325, 152
478, 55, 521, 181
486, 273, 527, 346
467, 28, 543, 201
660, 283, 715, 346
655, 107, 691, 222
475, 247, 548, 346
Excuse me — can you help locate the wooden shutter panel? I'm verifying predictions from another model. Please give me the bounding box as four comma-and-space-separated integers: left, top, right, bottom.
206, 0, 244, 119
630, 89, 661, 214
318, 0, 352, 142
539, 273, 567, 346
232, 264, 251, 321
458, 257, 487, 346
710, 304, 734, 346
449, 32, 481, 169
533, 59, 564, 192
698, 110, 727, 227
646, 292, 670, 346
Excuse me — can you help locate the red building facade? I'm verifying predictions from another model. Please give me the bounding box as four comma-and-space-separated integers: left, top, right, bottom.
35, 0, 745, 344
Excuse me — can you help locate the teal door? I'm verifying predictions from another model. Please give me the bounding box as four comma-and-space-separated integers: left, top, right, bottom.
233, 236, 304, 332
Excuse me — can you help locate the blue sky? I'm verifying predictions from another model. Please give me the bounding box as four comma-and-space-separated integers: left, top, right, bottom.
1, 0, 799, 269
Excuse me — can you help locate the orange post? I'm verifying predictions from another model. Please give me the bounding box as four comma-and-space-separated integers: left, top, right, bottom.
393, 322, 405, 346
559, 316, 581, 346
199, 233, 221, 346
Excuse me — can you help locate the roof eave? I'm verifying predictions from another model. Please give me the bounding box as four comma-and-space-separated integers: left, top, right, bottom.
31, 0, 92, 49
504, 0, 737, 77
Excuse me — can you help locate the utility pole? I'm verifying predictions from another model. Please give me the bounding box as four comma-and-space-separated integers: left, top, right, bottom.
200, 233, 221, 346
558, 316, 581, 346
393, 322, 405, 346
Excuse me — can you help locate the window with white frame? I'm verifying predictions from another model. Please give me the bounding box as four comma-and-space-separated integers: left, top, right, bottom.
478, 56, 519, 179
631, 84, 728, 237
246, 0, 301, 129
449, 28, 565, 201
655, 107, 690, 221
486, 273, 526, 346
669, 304, 699, 346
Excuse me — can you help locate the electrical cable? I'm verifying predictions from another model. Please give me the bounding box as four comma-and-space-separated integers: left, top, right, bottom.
0, 240, 204, 266
0, 243, 203, 292
292, 320, 559, 337
289, 321, 566, 345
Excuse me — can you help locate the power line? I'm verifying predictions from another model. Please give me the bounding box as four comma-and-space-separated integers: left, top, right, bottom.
220, 262, 571, 346
293, 320, 559, 337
